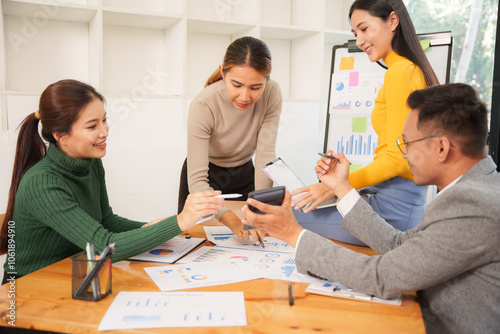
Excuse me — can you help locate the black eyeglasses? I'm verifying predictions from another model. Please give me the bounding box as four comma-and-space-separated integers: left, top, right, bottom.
396, 136, 439, 154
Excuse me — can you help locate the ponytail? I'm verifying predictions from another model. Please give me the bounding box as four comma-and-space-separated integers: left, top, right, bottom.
0, 112, 47, 253
0, 79, 103, 253
205, 68, 223, 87
349, 0, 439, 87
204, 36, 272, 88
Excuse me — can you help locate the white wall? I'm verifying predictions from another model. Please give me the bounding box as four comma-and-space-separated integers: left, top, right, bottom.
0, 0, 355, 221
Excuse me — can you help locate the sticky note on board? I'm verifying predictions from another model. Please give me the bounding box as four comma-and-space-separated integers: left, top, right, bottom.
349, 72, 359, 86
420, 39, 430, 51
352, 117, 367, 132
339, 57, 355, 70
349, 164, 363, 172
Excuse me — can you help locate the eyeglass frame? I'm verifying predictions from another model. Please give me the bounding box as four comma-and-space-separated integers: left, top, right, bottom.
396, 136, 439, 154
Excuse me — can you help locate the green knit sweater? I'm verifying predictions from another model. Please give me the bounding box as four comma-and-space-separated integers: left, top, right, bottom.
4, 143, 182, 277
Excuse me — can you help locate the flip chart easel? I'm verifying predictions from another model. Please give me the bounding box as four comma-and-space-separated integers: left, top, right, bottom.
324, 32, 453, 171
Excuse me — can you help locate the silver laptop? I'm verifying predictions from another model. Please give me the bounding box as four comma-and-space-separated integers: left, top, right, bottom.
262, 157, 338, 211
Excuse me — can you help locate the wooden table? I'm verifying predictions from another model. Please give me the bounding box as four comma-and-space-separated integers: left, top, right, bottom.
0, 202, 425, 333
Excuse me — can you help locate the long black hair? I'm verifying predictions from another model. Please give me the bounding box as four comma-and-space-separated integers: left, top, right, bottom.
349, 0, 439, 86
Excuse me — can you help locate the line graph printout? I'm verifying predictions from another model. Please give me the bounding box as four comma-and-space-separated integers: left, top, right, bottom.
98, 291, 247, 330
144, 262, 265, 291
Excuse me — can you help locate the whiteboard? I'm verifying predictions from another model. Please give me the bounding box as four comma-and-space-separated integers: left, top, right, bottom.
324, 32, 453, 170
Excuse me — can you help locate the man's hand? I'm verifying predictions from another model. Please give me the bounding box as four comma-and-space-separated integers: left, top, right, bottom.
315, 150, 354, 200
241, 190, 303, 247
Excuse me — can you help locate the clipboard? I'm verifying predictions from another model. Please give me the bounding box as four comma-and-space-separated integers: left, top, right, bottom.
305, 279, 402, 306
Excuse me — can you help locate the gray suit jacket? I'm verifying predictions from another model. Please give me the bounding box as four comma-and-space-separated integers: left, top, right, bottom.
296, 156, 500, 334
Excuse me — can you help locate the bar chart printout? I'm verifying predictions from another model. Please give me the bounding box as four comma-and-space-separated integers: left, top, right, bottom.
326, 115, 378, 162
98, 291, 247, 330
326, 67, 384, 168
336, 132, 377, 156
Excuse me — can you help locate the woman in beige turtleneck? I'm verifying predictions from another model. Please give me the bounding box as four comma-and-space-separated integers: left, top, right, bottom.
178, 36, 282, 244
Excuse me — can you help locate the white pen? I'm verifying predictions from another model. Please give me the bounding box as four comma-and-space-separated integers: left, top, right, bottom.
215, 194, 243, 199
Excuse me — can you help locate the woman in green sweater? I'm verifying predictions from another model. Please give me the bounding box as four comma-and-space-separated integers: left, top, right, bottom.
0, 79, 223, 284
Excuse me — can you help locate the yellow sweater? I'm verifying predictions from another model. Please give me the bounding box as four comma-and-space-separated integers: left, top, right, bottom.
349, 52, 427, 189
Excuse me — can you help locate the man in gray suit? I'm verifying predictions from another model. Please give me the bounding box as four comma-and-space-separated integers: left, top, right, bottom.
242, 83, 500, 334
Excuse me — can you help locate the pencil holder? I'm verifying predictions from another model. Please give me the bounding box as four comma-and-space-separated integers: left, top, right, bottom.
71, 251, 112, 301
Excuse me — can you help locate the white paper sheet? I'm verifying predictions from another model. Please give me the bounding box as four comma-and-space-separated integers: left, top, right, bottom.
204, 226, 295, 253
306, 278, 402, 305
98, 291, 247, 331
144, 262, 265, 291
129, 236, 205, 264
180, 246, 313, 284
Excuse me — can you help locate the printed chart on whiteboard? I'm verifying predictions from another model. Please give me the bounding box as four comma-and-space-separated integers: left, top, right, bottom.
326, 47, 386, 170
325, 35, 452, 171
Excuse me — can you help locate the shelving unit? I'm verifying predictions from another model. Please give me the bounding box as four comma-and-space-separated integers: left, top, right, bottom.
0, 0, 355, 218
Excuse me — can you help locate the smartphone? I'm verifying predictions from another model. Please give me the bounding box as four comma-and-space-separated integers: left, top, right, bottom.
244, 186, 285, 230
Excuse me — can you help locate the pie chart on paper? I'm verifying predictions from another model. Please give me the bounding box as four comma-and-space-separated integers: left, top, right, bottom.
149, 248, 174, 256
335, 82, 345, 91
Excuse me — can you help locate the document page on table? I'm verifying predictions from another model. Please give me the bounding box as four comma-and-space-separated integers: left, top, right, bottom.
98, 291, 247, 330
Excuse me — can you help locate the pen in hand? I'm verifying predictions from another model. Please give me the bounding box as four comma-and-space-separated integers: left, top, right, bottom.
318, 152, 340, 162
318, 152, 351, 165
257, 234, 265, 249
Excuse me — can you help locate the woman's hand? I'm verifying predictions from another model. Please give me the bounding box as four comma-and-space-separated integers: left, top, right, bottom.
221, 211, 267, 246
176, 190, 225, 231
290, 183, 336, 213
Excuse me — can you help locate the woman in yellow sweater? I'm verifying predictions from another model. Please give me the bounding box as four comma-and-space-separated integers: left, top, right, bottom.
291, 0, 439, 245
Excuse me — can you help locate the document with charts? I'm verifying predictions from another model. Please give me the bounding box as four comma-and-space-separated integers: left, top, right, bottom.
181, 245, 314, 284
144, 262, 265, 291
129, 236, 204, 264
306, 278, 402, 305
98, 291, 247, 330
204, 226, 295, 253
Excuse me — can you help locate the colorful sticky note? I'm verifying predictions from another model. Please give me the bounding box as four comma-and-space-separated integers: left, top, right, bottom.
349, 164, 363, 173
339, 57, 355, 70
420, 39, 430, 51
352, 117, 367, 132
349, 72, 359, 87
